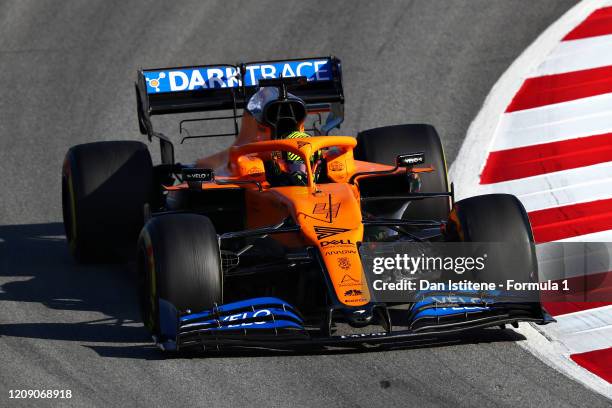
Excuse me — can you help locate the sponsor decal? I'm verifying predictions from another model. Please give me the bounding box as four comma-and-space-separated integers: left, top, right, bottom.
144, 59, 332, 94
344, 298, 367, 304
324, 249, 357, 256
338, 257, 351, 270
329, 161, 344, 171
220, 309, 271, 328
344, 289, 363, 296
247, 167, 264, 176
312, 202, 340, 220
339, 274, 359, 286
321, 239, 354, 247
314, 225, 350, 240
145, 72, 166, 92
396, 153, 425, 167
340, 332, 388, 339
182, 168, 214, 182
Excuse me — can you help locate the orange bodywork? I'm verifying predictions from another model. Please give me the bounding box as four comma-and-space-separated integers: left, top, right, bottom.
166, 113, 432, 307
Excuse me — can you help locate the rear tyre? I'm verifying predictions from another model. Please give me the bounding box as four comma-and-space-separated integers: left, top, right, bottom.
446, 194, 538, 285
355, 124, 450, 220
138, 214, 223, 340
61, 141, 153, 263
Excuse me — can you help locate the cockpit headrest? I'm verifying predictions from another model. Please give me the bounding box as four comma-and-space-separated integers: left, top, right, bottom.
246, 87, 307, 139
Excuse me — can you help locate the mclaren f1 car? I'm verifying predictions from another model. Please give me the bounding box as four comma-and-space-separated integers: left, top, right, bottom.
62, 57, 553, 351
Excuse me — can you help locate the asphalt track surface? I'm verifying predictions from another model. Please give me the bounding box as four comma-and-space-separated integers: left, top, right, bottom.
1, 1, 609, 407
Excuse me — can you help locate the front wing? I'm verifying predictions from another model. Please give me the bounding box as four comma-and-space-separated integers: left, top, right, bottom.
156, 294, 554, 352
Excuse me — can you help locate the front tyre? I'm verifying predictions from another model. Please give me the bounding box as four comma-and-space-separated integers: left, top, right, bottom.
446, 194, 538, 286
138, 214, 223, 341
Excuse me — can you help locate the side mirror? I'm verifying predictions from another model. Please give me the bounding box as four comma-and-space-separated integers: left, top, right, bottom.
396, 153, 425, 167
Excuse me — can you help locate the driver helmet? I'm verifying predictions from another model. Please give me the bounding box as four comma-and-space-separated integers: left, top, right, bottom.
272, 131, 309, 184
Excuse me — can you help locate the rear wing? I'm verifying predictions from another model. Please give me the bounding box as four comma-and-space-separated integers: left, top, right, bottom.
135, 57, 344, 163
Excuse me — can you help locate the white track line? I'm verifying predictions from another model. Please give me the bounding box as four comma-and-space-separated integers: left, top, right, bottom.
534, 34, 612, 77
537, 242, 612, 280
478, 162, 612, 212
517, 179, 612, 212
493, 93, 612, 151
556, 304, 612, 318
544, 306, 612, 354
560, 230, 612, 243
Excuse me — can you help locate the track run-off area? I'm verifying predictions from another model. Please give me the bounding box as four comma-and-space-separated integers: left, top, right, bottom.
450, 0, 612, 396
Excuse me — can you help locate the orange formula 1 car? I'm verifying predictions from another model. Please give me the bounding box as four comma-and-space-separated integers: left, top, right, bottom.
62, 57, 552, 352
